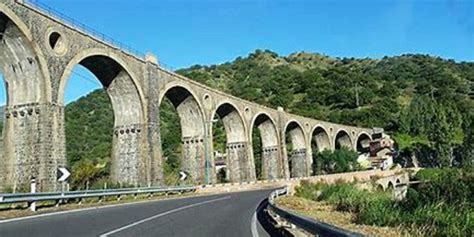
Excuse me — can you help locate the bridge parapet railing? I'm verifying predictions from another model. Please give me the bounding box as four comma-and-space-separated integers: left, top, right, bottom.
17, 0, 145, 60
267, 187, 364, 237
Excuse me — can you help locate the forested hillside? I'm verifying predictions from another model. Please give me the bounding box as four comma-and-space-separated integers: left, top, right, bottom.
63, 50, 474, 188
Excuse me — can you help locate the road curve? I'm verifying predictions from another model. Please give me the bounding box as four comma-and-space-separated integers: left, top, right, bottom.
0, 189, 275, 237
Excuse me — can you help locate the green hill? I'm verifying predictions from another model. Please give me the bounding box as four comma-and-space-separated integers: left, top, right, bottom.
64, 50, 473, 188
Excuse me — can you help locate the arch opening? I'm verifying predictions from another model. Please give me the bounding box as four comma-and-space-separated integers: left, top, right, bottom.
335, 130, 352, 150
311, 126, 331, 175
0, 12, 45, 105
160, 86, 206, 185
213, 103, 250, 182
356, 133, 371, 154
251, 113, 280, 180
285, 121, 306, 178
63, 54, 144, 189
387, 181, 394, 190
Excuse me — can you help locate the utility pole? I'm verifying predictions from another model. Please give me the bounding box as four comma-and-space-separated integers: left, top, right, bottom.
355, 82, 360, 110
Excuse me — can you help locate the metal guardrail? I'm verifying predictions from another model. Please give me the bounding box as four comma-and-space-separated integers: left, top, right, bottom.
267, 188, 364, 237
0, 186, 196, 205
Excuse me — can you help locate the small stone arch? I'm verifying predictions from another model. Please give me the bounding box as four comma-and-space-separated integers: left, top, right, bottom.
387, 181, 394, 190
356, 132, 372, 153
334, 129, 352, 150
250, 112, 281, 180
284, 120, 307, 178
377, 183, 385, 191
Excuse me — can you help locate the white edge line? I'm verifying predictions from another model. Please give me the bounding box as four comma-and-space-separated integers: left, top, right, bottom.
0, 193, 216, 225
99, 196, 231, 237
251, 210, 259, 237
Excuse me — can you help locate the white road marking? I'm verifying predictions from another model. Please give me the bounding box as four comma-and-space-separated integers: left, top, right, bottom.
0, 193, 209, 225
99, 196, 231, 237
251, 210, 259, 237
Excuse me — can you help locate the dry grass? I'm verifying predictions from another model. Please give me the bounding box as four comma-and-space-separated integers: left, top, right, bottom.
276, 196, 409, 237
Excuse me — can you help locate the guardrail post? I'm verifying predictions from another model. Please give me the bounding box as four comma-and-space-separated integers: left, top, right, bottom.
29, 178, 36, 212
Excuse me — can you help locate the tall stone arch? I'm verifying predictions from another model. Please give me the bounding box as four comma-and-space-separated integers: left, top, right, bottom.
284, 120, 307, 178
309, 125, 331, 175
250, 112, 281, 180
310, 125, 331, 152
0, 4, 58, 192
58, 49, 145, 186
158, 84, 207, 184
334, 129, 352, 150
212, 101, 251, 182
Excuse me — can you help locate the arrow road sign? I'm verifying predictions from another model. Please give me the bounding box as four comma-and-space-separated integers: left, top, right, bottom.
179, 171, 188, 181
57, 167, 71, 182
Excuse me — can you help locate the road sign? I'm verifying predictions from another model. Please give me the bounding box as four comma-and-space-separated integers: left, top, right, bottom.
179, 171, 187, 181
57, 167, 71, 182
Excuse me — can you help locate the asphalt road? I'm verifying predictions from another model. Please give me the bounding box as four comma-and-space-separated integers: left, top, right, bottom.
0, 189, 277, 237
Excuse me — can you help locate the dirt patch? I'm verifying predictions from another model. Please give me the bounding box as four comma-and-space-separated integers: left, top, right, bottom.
275, 196, 408, 237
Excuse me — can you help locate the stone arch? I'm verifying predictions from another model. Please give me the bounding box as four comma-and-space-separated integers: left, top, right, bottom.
387, 181, 394, 190
212, 101, 250, 182
356, 132, 372, 153
0, 5, 57, 192
309, 125, 331, 175
334, 129, 352, 150
59, 49, 145, 185
284, 120, 307, 178
58, 49, 146, 122
310, 125, 331, 152
250, 112, 280, 180
377, 183, 385, 191
159, 84, 207, 184
0, 3, 52, 104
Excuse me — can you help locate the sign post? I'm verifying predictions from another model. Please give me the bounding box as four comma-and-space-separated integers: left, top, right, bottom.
57, 167, 71, 205
30, 177, 36, 212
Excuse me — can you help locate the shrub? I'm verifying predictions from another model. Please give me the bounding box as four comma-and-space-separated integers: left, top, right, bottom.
294, 169, 474, 236
313, 148, 361, 174
408, 167, 473, 206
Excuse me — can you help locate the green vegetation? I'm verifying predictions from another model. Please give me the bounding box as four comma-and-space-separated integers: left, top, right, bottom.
178, 50, 473, 168
62, 50, 473, 188
312, 148, 360, 174
65, 90, 113, 189
295, 168, 473, 236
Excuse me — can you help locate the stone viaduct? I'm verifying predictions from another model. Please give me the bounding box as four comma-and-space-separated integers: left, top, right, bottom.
0, 0, 375, 192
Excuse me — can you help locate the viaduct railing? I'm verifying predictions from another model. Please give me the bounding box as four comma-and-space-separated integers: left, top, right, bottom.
267, 187, 364, 237
20, 0, 145, 59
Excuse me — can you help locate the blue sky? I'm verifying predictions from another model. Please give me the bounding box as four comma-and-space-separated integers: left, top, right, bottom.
1, 0, 473, 104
